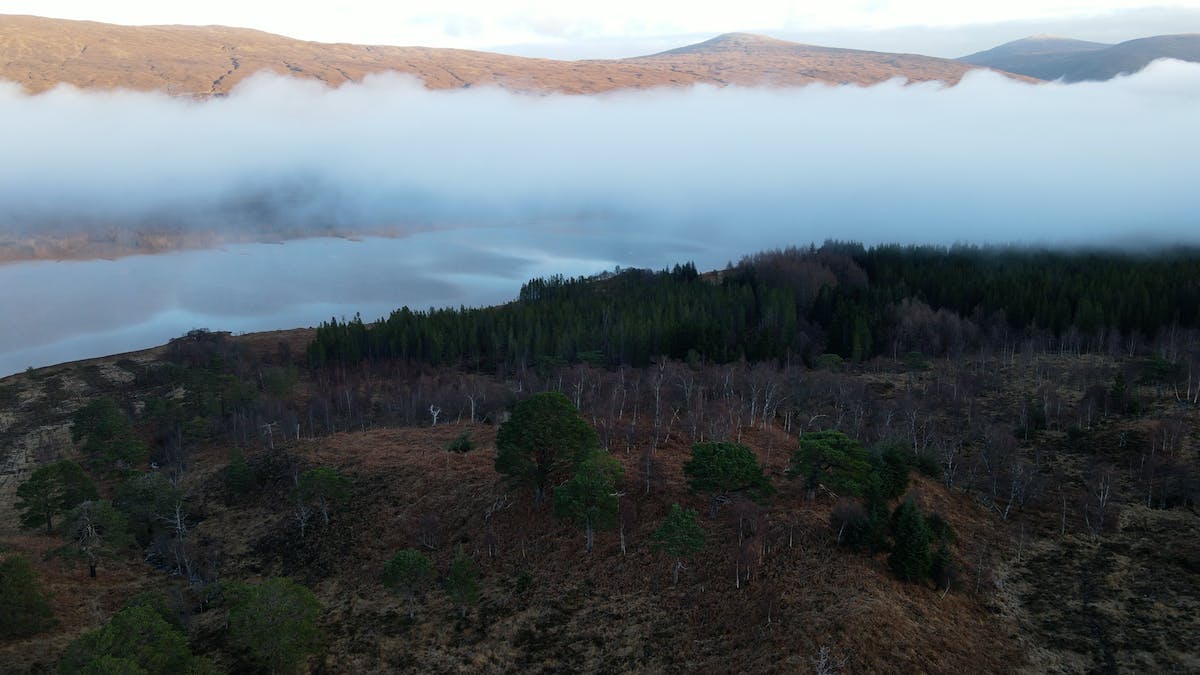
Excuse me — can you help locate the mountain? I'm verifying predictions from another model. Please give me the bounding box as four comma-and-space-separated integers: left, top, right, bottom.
962, 33, 1200, 81
619, 32, 992, 86
0, 15, 1023, 96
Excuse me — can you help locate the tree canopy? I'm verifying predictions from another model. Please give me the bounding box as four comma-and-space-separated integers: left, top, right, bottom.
554, 451, 623, 552
0, 555, 55, 638
652, 504, 707, 585
789, 430, 873, 499
71, 398, 147, 471
382, 549, 434, 620
57, 500, 134, 577
496, 392, 599, 502
293, 466, 352, 525
444, 546, 480, 618
683, 442, 772, 516
58, 602, 209, 674
888, 499, 933, 582
228, 577, 322, 674
16, 460, 97, 533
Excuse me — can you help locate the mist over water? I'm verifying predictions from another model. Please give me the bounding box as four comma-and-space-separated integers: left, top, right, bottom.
2, 62, 1200, 374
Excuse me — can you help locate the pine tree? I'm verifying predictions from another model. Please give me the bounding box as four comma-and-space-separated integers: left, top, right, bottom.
228, 578, 322, 674
684, 442, 773, 518
496, 392, 599, 502
16, 460, 97, 533
652, 504, 706, 586
554, 451, 623, 553
382, 549, 434, 620
789, 431, 873, 500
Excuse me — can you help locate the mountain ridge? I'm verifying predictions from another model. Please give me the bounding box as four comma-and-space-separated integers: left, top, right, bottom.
961, 33, 1200, 81
0, 14, 1027, 96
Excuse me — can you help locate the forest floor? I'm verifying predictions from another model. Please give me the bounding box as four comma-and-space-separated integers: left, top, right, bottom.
1, 336, 1198, 673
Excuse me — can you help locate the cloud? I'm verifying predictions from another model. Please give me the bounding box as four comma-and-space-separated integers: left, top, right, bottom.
2, 63, 1199, 375
2, 62, 1199, 250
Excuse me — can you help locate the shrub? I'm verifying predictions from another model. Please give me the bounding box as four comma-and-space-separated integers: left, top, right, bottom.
446, 432, 474, 453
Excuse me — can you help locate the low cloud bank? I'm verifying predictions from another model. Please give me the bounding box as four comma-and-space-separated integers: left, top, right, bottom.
2, 61, 1199, 248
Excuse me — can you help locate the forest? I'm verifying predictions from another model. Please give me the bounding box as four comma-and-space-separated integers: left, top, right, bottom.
307, 243, 1200, 369
0, 242, 1198, 673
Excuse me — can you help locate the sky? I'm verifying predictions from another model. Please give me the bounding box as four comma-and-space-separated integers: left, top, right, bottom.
5, 1, 1200, 57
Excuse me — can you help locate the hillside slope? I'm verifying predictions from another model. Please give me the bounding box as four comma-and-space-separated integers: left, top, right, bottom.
0, 15, 1021, 96
961, 33, 1200, 81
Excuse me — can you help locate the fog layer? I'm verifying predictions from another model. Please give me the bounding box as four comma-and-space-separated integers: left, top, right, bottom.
2, 61, 1199, 246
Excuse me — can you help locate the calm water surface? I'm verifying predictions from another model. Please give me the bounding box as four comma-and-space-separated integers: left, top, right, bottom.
0, 223, 715, 376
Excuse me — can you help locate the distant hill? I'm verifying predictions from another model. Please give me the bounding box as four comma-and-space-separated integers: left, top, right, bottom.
961, 33, 1200, 81
0, 15, 1023, 96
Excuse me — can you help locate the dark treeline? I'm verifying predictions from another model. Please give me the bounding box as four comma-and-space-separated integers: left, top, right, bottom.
306, 243, 1200, 370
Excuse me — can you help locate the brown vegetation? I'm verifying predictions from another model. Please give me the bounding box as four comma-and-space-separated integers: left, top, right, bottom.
0, 16, 1031, 98
1, 328, 1197, 672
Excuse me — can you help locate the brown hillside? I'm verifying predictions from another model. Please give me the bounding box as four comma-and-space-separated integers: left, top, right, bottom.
0, 15, 1029, 97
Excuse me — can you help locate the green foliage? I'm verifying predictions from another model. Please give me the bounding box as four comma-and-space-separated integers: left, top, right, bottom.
382, 549, 434, 619
58, 603, 202, 674
16, 460, 98, 533
831, 493, 890, 554
71, 398, 147, 471
652, 504, 707, 560
292, 467, 351, 525
888, 499, 932, 582
931, 543, 956, 591
926, 512, 957, 545
263, 365, 299, 397
554, 451, 623, 551
57, 500, 133, 575
446, 432, 474, 453
868, 440, 913, 500
114, 473, 182, 546
684, 442, 773, 519
224, 448, 257, 498
684, 442, 772, 501
228, 578, 322, 674
913, 454, 943, 480
444, 546, 480, 617
120, 591, 183, 631
0, 555, 56, 638
307, 245, 1200, 371
789, 431, 873, 498
495, 392, 599, 501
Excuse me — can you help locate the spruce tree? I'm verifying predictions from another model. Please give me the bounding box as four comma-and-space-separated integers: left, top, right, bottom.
888, 499, 932, 582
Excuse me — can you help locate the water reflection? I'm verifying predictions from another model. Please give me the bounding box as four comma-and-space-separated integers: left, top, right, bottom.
0, 223, 707, 376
